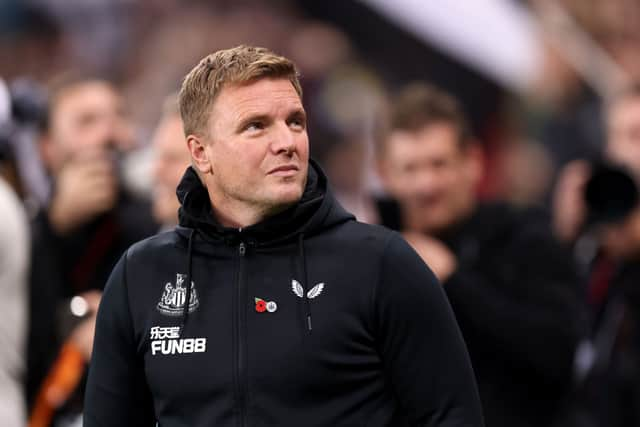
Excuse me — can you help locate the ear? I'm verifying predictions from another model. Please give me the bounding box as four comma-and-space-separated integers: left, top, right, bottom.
464, 141, 484, 185
186, 134, 212, 175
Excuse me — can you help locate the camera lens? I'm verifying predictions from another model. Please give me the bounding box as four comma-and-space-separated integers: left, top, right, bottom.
584, 163, 639, 225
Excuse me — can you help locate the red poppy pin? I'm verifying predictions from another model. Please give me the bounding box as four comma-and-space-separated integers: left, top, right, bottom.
255, 298, 277, 313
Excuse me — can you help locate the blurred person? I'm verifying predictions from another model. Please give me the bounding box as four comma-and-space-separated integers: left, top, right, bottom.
27, 74, 156, 427
377, 82, 586, 427
553, 83, 640, 244
0, 174, 29, 427
84, 45, 483, 426
149, 95, 190, 230
0, 82, 30, 426
551, 83, 640, 426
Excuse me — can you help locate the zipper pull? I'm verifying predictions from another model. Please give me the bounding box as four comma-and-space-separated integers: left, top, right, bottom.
239, 242, 246, 256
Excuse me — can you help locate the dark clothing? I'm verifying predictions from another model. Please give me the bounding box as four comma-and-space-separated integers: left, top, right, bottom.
580, 261, 640, 427
26, 191, 156, 415
380, 201, 586, 427
442, 204, 585, 427
84, 162, 484, 426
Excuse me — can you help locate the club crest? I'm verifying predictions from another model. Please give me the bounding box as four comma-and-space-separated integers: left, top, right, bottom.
292, 279, 325, 299
157, 273, 199, 316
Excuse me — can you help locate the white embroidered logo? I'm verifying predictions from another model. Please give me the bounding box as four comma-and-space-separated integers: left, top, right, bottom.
149, 326, 207, 356
157, 273, 199, 316
292, 279, 325, 299
150, 326, 180, 340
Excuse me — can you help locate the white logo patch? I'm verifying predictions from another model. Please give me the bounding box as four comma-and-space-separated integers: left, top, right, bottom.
157, 273, 199, 316
292, 279, 325, 299
149, 326, 207, 356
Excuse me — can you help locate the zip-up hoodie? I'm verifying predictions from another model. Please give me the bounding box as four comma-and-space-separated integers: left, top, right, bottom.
84, 160, 483, 427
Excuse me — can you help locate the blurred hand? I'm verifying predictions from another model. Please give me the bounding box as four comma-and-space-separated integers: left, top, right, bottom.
403, 232, 457, 282
49, 148, 118, 234
552, 160, 590, 243
69, 290, 102, 361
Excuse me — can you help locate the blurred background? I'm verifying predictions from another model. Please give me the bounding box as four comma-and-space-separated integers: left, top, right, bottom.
3, 0, 640, 426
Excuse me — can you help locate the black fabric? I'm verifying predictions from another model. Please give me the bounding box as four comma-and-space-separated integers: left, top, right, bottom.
402, 203, 585, 427
84, 160, 484, 426
578, 262, 640, 427
26, 190, 157, 416
378, 200, 587, 427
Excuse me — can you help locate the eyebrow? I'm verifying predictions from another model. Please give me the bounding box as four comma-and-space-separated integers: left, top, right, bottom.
236, 114, 271, 131
288, 108, 306, 119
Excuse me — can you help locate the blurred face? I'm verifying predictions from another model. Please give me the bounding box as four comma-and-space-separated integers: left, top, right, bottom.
151, 114, 191, 226
380, 123, 481, 234
45, 81, 133, 173
607, 96, 640, 173
599, 209, 640, 260
195, 78, 309, 221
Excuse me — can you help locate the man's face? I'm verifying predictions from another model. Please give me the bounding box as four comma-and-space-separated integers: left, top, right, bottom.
607, 96, 640, 173
200, 78, 309, 216
151, 114, 191, 226
380, 123, 480, 234
45, 81, 133, 173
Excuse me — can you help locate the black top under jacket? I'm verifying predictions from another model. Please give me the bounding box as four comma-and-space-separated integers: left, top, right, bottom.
84, 160, 483, 427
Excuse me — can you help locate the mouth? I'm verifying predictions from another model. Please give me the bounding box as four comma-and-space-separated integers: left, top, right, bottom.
268, 164, 300, 177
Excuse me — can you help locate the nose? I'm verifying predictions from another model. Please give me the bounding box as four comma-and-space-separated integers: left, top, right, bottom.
270, 122, 296, 156
96, 113, 133, 152
414, 167, 439, 195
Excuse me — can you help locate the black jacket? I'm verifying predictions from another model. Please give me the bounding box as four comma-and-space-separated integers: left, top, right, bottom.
27, 190, 156, 414
438, 204, 586, 427
378, 201, 586, 427
84, 162, 483, 427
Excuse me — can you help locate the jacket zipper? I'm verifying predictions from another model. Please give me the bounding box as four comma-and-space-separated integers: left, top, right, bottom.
237, 242, 247, 427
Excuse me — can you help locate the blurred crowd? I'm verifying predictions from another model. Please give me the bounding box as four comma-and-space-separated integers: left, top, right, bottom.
3, 0, 640, 426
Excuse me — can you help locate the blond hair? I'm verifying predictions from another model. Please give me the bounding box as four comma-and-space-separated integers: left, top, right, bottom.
178, 45, 302, 137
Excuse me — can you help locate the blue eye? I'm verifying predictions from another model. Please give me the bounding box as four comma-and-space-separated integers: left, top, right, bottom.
245, 122, 263, 132
289, 117, 306, 130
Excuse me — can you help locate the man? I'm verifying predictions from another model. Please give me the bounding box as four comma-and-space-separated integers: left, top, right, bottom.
84, 45, 483, 426
150, 94, 191, 230
554, 83, 640, 243
0, 135, 29, 425
377, 83, 585, 427
0, 77, 33, 426
552, 83, 640, 426
27, 75, 156, 426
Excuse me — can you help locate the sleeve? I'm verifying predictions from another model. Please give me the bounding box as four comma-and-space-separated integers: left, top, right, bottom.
27, 211, 63, 408
84, 252, 155, 426
0, 180, 28, 424
375, 233, 484, 427
443, 223, 586, 385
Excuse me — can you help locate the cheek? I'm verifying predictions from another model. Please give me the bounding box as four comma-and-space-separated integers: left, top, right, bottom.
298, 135, 310, 160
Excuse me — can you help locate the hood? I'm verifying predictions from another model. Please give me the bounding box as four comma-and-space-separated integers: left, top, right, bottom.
175, 159, 354, 247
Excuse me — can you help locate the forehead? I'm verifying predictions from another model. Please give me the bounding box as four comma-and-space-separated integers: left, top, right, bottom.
386, 123, 461, 164
153, 115, 185, 148
53, 82, 120, 113
211, 78, 302, 119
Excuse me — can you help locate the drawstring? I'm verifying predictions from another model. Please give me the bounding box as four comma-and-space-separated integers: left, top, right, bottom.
180, 228, 196, 336
298, 233, 313, 332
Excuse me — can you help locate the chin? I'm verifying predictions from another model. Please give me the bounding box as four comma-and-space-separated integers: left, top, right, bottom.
267, 184, 305, 206
420, 215, 456, 235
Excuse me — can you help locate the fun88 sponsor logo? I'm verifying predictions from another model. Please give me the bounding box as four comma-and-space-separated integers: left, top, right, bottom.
150, 326, 207, 356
